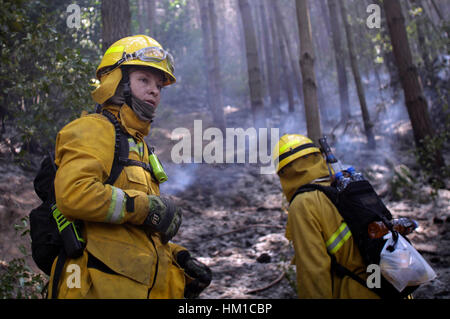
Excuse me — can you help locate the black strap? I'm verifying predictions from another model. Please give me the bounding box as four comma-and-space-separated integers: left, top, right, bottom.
101, 109, 158, 184
87, 252, 116, 275
101, 109, 130, 186
121, 68, 133, 108
329, 254, 367, 287
119, 157, 153, 173
51, 249, 66, 299
290, 183, 337, 206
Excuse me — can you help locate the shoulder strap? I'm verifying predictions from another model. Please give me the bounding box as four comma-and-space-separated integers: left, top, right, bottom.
329, 253, 367, 287
100, 108, 157, 183
290, 183, 338, 206
51, 249, 66, 299
101, 109, 130, 186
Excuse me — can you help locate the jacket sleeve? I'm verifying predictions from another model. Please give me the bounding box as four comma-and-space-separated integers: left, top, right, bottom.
288, 191, 333, 298
54, 115, 149, 225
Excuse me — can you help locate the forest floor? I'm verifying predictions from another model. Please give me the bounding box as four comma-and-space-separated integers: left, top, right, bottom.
0, 93, 449, 299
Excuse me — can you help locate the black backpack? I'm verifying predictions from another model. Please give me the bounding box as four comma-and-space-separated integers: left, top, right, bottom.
29, 108, 157, 297
290, 179, 419, 299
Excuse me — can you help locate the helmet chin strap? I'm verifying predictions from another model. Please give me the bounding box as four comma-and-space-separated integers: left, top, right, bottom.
121, 68, 133, 108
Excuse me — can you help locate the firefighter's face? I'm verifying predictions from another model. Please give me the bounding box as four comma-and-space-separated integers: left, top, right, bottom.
129, 68, 164, 109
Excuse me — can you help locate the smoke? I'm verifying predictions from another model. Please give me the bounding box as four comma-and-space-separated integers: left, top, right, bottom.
319, 69, 412, 173
159, 163, 199, 195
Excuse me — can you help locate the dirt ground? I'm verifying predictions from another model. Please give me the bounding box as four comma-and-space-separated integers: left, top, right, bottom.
0, 100, 449, 299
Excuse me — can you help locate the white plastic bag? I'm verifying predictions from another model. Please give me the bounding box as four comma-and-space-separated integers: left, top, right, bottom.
379, 232, 437, 292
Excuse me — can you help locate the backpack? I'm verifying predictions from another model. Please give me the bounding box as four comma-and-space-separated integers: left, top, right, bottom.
290, 179, 419, 299
29, 108, 159, 297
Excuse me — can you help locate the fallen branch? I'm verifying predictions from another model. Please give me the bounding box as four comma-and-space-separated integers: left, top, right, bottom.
207, 224, 284, 240
246, 271, 286, 294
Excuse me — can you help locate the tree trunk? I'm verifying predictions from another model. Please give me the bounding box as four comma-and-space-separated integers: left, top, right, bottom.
326, 0, 350, 122
101, 0, 131, 52
270, 0, 294, 114
340, 1, 375, 149
296, 0, 322, 143
429, 0, 444, 22
208, 0, 226, 132
413, 0, 433, 85
254, 2, 268, 102
267, 0, 282, 116
138, 0, 146, 34
272, 2, 304, 103
372, 0, 400, 91
237, 0, 266, 129
383, 0, 444, 167
198, 0, 226, 133
146, 0, 157, 37
258, 0, 278, 114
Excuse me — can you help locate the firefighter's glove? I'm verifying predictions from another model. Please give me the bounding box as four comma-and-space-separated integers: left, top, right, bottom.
177, 250, 212, 299
144, 196, 182, 244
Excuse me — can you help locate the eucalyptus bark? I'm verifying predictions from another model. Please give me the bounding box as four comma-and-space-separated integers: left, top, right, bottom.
296, 0, 322, 143
340, 1, 375, 149
101, 0, 131, 52
238, 0, 266, 129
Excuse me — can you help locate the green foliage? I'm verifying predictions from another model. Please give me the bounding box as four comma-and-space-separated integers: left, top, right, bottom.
389, 164, 422, 201
415, 126, 450, 190
389, 122, 450, 202
0, 0, 101, 157
0, 258, 47, 299
0, 216, 47, 299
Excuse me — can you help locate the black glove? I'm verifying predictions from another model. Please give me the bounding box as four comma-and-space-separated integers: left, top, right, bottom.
177, 250, 212, 299
143, 196, 182, 244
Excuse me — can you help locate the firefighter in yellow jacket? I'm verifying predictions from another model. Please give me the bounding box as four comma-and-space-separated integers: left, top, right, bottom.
48, 35, 211, 299
273, 134, 379, 299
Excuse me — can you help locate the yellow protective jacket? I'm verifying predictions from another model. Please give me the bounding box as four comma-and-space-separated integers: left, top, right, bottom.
48, 104, 188, 299
280, 154, 379, 299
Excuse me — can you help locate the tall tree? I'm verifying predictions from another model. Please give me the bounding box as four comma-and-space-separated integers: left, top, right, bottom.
374, 0, 400, 90
146, 0, 157, 37
267, 0, 282, 116
383, 0, 444, 167
101, 0, 131, 52
258, 0, 279, 114
237, 0, 266, 129
138, 0, 146, 34
326, 0, 350, 122
208, 0, 226, 132
340, 1, 376, 149
254, 2, 268, 101
296, 0, 322, 143
270, 0, 294, 114
273, 1, 304, 103
198, 0, 226, 133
